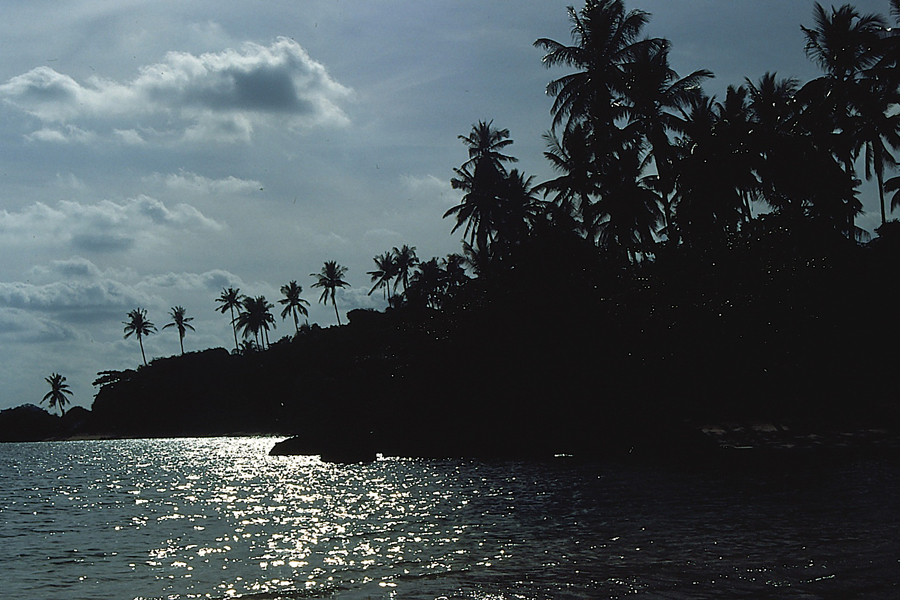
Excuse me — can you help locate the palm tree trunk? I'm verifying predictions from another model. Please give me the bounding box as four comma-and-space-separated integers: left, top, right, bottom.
876, 146, 887, 226
180, 335, 185, 355
230, 307, 239, 351
333, 298, 341, 325
139, 335, 147, 365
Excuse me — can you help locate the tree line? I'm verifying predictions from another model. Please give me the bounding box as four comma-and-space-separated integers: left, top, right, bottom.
443, 0, 900, 265
43, 0, 900, 416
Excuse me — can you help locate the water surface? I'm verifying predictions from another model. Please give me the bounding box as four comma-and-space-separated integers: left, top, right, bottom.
1, 437, 898, 599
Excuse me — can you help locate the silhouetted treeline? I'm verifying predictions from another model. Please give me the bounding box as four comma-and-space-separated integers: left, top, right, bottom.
7, 1, 900, 456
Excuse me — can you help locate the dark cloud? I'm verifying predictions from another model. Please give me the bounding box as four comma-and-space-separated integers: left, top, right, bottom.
0, 38, 351, 143
71, 232, 135, 253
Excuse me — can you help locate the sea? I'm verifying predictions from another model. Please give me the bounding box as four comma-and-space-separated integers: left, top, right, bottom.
1, 437, 898, 600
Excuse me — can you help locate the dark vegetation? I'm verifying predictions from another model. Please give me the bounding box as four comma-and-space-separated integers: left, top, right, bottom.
4, 0, 900, 457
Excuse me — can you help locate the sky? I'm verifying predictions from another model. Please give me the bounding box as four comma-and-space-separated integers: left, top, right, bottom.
0, 0, 895, 412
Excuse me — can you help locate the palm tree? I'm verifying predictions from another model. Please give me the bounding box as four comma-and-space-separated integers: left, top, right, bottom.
534, 0, 661, 144
311, 261, 350, 325
162, 306, 195, 355
856, 80, 900, 225
458, 119, 518, 172
538, 123, 599, 234
674, 91, 751, 246
801, 2, 888, 237
123, 308, 156, 366
41, 372, 73, 416
593, 147, 662, 261
235, 295, 276, 349
279, 281, 310, 333
408, 258, 447, 309
215, 287, 244, 352
392, 245, 419, 295
445, 121, 518, 251
620, 41, 712, 237
367, 252, 398, 300
746, 72, 804, 216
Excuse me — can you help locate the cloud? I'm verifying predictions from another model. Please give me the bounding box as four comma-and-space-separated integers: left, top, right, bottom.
0, 279, 151, 314
137, 269, 245, 292
0, 308, 78, 343
401, 173, 456, 206
0, 38, 352, 143
0, 196, 223, 254
156, 170, 263, 195
25, 125, 98, 144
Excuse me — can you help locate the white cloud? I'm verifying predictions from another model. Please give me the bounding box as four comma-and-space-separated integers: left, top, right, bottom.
158, 170, 262, 195
113, 129, 146, 145
25, 125, 98, 144
401, 173, 456, 207
137, 269, 244, 292
0, 196, 223, 254
0, 279, 151, 314
0, 37, 352, 143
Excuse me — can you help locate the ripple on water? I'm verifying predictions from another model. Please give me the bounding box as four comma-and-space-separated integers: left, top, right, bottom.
1, 438, 899, 599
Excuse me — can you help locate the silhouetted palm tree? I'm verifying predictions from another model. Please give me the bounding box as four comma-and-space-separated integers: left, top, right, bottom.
494, 169, 545, 250
392, 245, 419, 295
367, 252, 398, 300
163, 306, 195, 355
123, 308, 156, 366
279, 281, 310, 333
409, 258, 447, 308
856, 80, 900, 225
594, 147, 662, 261
215, 287, 244, 352
443, 253, 470, 297
538, 123, 598, 233
746, 72, 804, 215
801, 2, 887, 237
235, 295, 276, 349
311, 261, 349, 325
458, 119, 518, 172
534, 0, 661, 144
41, 372, 72, 416
621, 41, 712, 237
446, 121, 518, 251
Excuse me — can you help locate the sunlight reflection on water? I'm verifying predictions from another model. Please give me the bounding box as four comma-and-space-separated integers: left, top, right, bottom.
1, 437, 899, 599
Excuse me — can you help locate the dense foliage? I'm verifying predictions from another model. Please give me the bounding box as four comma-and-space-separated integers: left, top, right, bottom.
9, 1, 900, 453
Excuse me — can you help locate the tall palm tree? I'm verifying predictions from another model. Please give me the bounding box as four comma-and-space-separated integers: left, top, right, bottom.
593, 147, 662, 261
392, 245, 419, 295
311, 261, 350, 325
445, 121, 518, 251
41, 372, 73, 416
746, 72, 804, 215
538, 123, 598, 233
123, 308, 156, 366
856, 80, 900, 225
801, 2, 888, 237
620, 41, 712, 237
493, 168, 544, 249
215, 287, 243, 352
162, 306, 195, 355
674, 91, 751, 245
534, 0, 662, 144
278, 281, 310, 333
408, 258, 447, 309
235, 295, 276, 349
458, 119, 518, 172
367, 252, 398, 300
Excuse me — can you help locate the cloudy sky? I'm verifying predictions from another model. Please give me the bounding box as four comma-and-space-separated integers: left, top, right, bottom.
0, 0, 894, 412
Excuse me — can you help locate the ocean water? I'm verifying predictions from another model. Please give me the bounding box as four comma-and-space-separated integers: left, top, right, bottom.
0, 437, 898, 600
